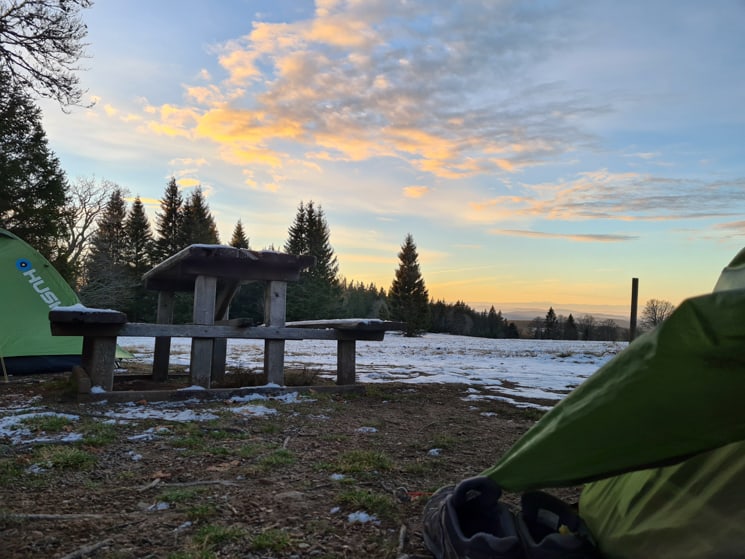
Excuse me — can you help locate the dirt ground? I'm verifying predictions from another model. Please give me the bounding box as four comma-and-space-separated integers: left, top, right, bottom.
0, 374, 580, 558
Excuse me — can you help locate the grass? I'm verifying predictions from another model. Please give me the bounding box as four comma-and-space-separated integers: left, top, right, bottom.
186, 503, 219, 522
256, 448, 296, 469
33, 446, 96, 470
337, 488, 397, 522
249, 528, 292, 552
191, 524, 245, 551
0, 460, 23, 487
159, 487, 206, 503
170, 425, 240, 456
429, 433, 458, 450
80, 420, 118, 446
20, 414, 74, 433
332, 449, 393, 474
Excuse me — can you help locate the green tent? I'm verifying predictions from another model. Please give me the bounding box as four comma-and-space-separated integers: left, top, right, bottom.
482, 248, 745, 557
0, 228, 131, 375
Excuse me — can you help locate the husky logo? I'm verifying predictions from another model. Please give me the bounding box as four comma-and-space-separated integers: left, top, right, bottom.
16, 258, 62, 309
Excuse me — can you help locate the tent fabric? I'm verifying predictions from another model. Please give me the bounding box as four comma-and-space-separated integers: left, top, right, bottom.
0, 228, 85, 371
0, 228, 131, 374
481, 248, 745, 491
579, 440, 745, 559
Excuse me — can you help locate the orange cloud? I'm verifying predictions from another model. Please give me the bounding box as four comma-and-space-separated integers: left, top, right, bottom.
403, 186, 429, 198
307, 17, 377, 48
195, 107, 303, 144
489, 229, 637, 242
218, 49, 260, 84
219, 145, 283, 168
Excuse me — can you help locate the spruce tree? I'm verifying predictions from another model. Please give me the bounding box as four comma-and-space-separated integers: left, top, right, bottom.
180, 186, 220, 245
123, 196, 153, 275
388, 233, 430, 336
122, 196, 155, 321
230, 219, 250, 248
564, 313, 579, 340
284, 201, 340, 319
487, 306, 505, 338
0, 69, 68, 259
227, 218, 263, 322
544, 307, 559, 339
153, 177, 184, 261
80, 188, 133, 310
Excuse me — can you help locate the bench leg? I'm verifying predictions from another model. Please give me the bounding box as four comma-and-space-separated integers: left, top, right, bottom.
264, 281, 287, 385
265, 340, 286, 385
82, 336, 117, 392
337, 340, 357, 385
191, 275, 217, 388
153, 291, 174, 382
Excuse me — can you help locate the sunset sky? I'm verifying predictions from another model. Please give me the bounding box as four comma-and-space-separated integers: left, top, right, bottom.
39, 1, 745, 320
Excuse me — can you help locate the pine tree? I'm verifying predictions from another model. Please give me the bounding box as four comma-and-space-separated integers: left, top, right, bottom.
153, 177, 184, 261
0, 69, 68, 260
388, 233, 430, 336
544, 307, 558, 339
229, 219, 250, 248
226, 218, 264, 322
285, 201, 307, 255
486, 306, 505, 338
123, 196, 153, 275
564, 313, 579, 340
180, 186, 220, 245
80, 188, 133, 310
284, 201, 340, 319
122, 196, 155, 321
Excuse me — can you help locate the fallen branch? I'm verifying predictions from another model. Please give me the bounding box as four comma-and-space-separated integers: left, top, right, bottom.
137, 478, 162, 492
57, 538, 112, 559
7, 513, 108, 521
159, 479, 240, 488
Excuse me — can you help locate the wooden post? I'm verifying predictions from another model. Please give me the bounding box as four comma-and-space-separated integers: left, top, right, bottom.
211, 281, 241, 383
264, 280, 287, 385
82, 336, 118, 391
152, 291, 174, 382
336, 340, 357, 385
190, 275, 217, 388
629, 277, 639, 342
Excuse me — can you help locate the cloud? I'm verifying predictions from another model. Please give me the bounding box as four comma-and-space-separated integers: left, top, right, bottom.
126, 1, 605, 183
714, 220, 745, 236
466, 170, 745, 224
489, 229, 638, 242
403, 186, 429, 199
169, 157, 209, 167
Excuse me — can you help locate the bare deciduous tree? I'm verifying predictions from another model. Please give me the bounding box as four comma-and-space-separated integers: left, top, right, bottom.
641, 298, 676, 330
0, 0, 93, 108
53, 176, 122, 286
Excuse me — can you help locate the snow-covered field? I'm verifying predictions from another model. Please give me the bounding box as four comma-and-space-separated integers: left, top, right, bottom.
1, 334, 626, 446
119, 333, 626, 408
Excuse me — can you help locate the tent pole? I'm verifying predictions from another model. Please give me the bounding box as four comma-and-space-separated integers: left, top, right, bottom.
1, 355, 8, 383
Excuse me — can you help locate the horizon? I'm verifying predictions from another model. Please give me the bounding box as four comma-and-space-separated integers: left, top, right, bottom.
37, 1, 745, 315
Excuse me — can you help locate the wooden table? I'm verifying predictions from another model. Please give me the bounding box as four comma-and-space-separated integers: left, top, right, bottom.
141, 244, 315, 387
49, 244, 405, 397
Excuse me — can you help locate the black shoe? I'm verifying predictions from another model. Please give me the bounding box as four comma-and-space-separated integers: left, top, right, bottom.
422, 476, 521, 559
516, 491, 599, 558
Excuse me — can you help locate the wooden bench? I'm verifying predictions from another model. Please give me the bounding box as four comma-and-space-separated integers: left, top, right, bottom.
49, 307, 404, 393
285, 319, 405, 384
48, 306, 128, 392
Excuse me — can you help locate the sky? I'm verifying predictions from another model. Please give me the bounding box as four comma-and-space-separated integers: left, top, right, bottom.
38, 0, 745, 320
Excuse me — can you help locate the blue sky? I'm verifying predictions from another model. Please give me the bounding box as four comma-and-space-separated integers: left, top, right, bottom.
39, 0, 745, 320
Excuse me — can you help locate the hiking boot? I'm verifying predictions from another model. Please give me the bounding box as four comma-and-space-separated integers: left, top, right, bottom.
515, 490, 599, 559
422, 476, 521, 559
